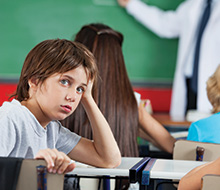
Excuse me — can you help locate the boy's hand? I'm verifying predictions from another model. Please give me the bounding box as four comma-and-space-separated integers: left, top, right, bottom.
81, 80, 93, 103
35, 149, 75, 174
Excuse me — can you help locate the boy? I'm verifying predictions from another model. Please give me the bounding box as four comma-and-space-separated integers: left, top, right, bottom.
0, 39, 121, 174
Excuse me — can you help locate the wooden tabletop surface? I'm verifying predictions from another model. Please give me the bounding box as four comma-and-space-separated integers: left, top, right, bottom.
152, 113, 191, 128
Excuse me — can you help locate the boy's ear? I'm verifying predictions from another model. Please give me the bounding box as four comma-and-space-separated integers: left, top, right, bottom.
28, 77, 39, 90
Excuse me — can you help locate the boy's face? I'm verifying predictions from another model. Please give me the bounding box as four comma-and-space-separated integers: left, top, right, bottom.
28, 65, 88, 127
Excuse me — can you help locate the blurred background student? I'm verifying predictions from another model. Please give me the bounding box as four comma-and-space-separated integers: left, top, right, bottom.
61, 23, 175, 157
118, 0, 220, 121
178, 157, 220, 190
187, 64, 220, 143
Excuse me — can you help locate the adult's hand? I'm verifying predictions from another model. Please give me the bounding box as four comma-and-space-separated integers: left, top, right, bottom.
117, 0, 130, 7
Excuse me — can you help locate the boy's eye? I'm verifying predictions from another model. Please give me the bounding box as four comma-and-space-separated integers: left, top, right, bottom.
60, 79, 69, 86
77, 87, 85, 94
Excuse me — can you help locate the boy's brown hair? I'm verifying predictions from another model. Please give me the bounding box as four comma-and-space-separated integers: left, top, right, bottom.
12, 39, 97, 102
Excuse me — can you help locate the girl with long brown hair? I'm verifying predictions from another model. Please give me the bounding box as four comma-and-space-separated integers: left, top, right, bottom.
62, 23, 175, 157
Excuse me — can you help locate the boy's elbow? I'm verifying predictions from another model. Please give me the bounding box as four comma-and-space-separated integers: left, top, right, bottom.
109, 159, 121, 168
113, 154, 121, 168
104, 153, 121, 168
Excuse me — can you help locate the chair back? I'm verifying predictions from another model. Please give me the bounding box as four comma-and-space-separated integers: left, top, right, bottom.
201, 174, 220, 190
173, 140, 220, 161
16, 159, 64, 190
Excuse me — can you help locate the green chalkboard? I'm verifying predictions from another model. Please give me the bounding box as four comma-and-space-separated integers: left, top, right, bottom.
0, 0, 184, 83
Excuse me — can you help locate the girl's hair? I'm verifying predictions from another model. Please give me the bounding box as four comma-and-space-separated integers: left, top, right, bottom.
61, 23, 139, 157
12, 39, 97, 102
206, 64, 220, 113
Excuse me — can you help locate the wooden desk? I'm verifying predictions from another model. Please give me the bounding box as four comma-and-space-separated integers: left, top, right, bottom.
139, 113, 191, 155
142, 159, 207, 185
153, 113, 191, 129
138, 113, 191, 156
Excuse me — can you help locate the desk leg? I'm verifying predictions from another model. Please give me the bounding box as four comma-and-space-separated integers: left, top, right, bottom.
146, 179, 178, 190
103, 176, 110, 190
140, 184, 147, 190
140, 180, 154, 190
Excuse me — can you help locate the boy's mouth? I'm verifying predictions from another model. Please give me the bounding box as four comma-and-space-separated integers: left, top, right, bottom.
61, 105, 72, 113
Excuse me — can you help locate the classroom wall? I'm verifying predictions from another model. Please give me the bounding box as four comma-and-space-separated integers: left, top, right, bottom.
0, 84, 17, 105
0, 0, 184, 83
0, 83, 171, 112
0, 0, 185, 111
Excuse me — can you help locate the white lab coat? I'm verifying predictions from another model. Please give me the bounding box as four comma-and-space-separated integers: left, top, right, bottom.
126, 0, 220, 120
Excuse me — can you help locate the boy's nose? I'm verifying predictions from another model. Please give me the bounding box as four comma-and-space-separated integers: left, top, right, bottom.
66, 92, 76, 102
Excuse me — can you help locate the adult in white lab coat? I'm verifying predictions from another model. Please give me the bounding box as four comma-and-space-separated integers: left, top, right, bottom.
118, 0, 220, 120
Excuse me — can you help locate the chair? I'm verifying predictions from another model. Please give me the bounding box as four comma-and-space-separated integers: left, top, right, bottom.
173, 139, 220, 161
0, 157, 23, 190
156, 140, 220, 190
201, 174, 220, 190
16, 159, 64, 190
